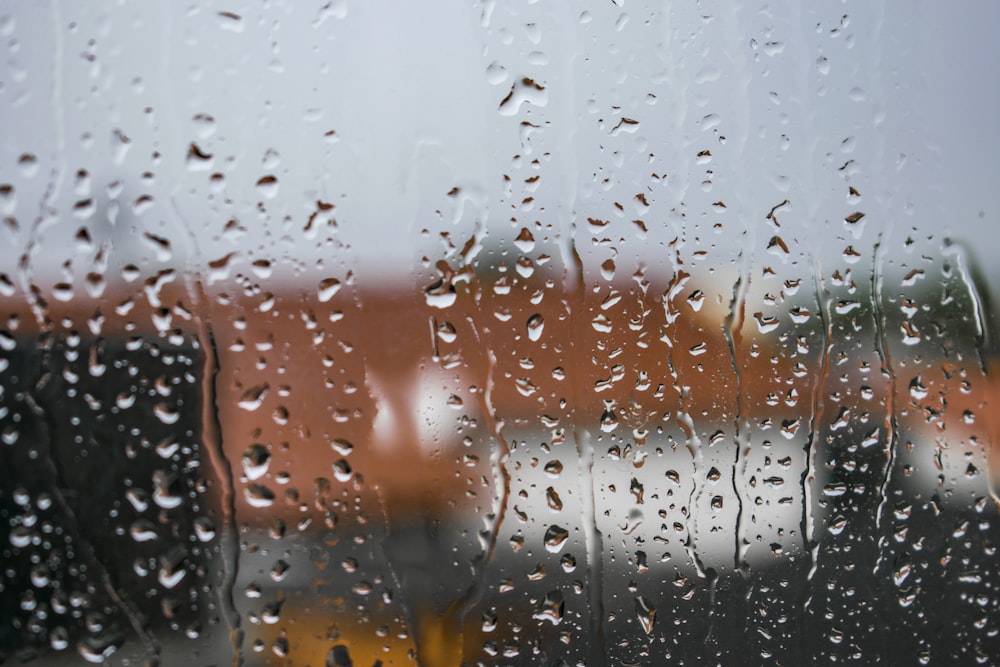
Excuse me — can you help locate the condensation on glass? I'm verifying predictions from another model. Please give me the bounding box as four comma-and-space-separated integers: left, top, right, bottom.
1, 2, 997, 666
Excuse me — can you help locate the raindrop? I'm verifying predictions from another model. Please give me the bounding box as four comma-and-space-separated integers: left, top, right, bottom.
544, 460, 563, 477
560, 553, 577, 573
130, 520, 159, 543
271, 559, 290, 582
545, 487, 563, 512
331, 438, 354, 456
186, 143, 213, 171
242, 443, 271, 480
9, 526, 31, 548
514, 227, 536, 252
153, 402, 179, 424
332, 459, 353, 483
50, 626, 69, 651
635, 596, 657, 635
238, 383, 270, 411
532, 590, 565, 625
543, 525, 570, 553
687, 290, 705, 311
600, 402, 619, 432
77, 637, 122, 664
193, 516, 216, 542
245, 484, 276, 508
592, 314, 613, 333
753, 312, 781, 333
318, 277, 342, 302
256, 175, 279, 198
527, 313, 545, 341
153, 471, 183, 509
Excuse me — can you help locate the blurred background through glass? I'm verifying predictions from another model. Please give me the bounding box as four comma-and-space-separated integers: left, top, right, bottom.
1, 2, 998, 665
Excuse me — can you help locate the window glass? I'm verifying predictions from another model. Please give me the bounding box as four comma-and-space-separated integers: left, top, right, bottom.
1, 2, 997, 665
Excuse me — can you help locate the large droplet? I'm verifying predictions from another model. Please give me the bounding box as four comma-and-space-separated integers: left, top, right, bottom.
635, 596, 656, 635
527, 313, 545, 341
242, 444, 271, 480
532, 590, 565, 625
543, 525, 569, 553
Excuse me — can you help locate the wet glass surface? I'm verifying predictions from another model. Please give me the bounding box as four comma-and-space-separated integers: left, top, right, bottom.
1, 2, 998, 665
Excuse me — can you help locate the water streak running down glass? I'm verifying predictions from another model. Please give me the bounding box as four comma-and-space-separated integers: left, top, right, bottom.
1, 2, 998, 665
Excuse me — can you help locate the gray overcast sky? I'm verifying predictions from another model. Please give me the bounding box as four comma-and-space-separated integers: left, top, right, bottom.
1, 1, 998, 293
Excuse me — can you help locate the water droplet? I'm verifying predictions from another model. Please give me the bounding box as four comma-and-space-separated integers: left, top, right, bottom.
561, 553, 577, 573
318, 277, 342, 302
753, 312, 780, 333
271, 559, 290, 582
186, 143, 214, 171
767, 235, 789, 255
327, 645, 354, 667
834, 299, 860, 315
515, 377, 538, 397
49, 626, 69, 651
527, 313, 545, 341
543, 525, 569, 553
592, 313, 613, 333
242, 443, 271, 480
9, 526, 31, 548
900, 320, 921, 345
245, 484, 276, 508
153, 471, 183, 509
238, 383, 270, 411
514, 227, 536, 252
425, 284, 457, 309
332, 459, 353, 482
545, 487, 563, 512
331, 438, 354, 456
635, 596, 656, 635
600, 259, 616, 281
217, 10, 244, 32
77, 636, 122, 664
687, 290, 705, 311
532, 590, 565, 625
256, 175, 279, 198
193, 516, 216, 542
262, 599, 284, 623
153, 403, 179, 424
498, 76, 548, 116
600, 402, 619, 432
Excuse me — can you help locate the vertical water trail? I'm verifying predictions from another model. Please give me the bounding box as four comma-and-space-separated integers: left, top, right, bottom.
943, 240, 1000, 509
468, 322, 511, 580
15, 3, 160, 659
554, 13, 607, 661
24, 389, 160, 660
803, 259, 832, 583
575, 426, 606, 665
663, 250, 711, 586
415, 299, 512, 662
798, 257, 831, 658
160, 0, 243, 654
173, 199, 243, 664
198, 321, 243, 665
946, 240, 992, 375
679, 411, 709, 581
724, 267, 749, 575
562, 231, 606, 666
17, 0, 66, 330
871, 236, 899, 572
